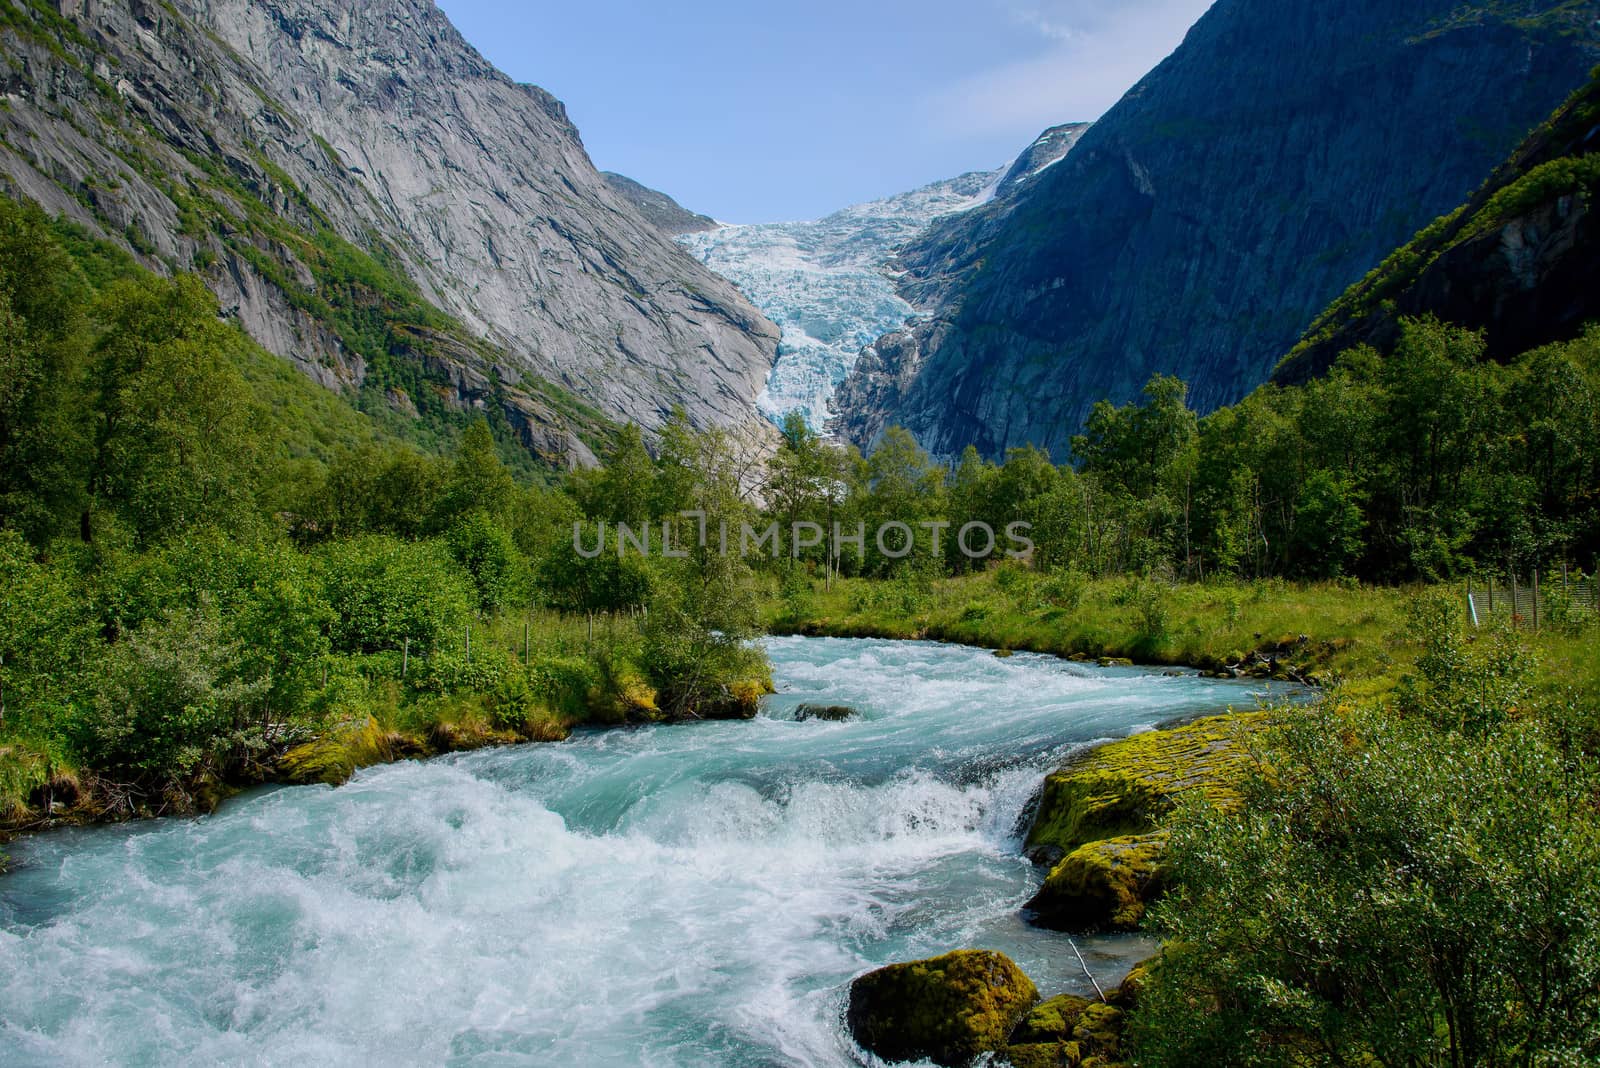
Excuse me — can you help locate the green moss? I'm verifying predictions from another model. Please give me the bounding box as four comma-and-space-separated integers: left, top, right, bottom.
1003, 996, 1128, 1066
277, 716, 391, 786
1001, 1042, 1081, 1068
1028, 833, 1168, 932
846, 949, 1040, 1067
1011, 994, 1095, 1044
1024, 714, 1261, 861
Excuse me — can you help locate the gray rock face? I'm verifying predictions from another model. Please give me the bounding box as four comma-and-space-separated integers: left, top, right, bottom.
1276, 69, 1600, 383
835, 0, 1600, 460
991, 122, 1092, 202
602, 172, 719, 236
0, 0, 778, 460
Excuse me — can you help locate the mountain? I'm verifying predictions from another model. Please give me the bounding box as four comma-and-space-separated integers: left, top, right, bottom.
1276, 67, 1600, 384
833, 0, 1600, 460
0, 0, 778, 465
602, 173, 718, 236
678, 123, 1090, 429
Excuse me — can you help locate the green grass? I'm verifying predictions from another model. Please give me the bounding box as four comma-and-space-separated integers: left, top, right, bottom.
768, 569, 1596, 705
771, 570, 1409, 686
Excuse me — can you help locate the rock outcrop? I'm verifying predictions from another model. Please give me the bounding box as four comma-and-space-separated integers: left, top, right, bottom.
1023, 714, 1259, 933
0, 0, 779, 463
834, 0, 1600, 458
1002, 993, 1126, 1068
602, 172, 719, 236
846, 949, 1039, 1066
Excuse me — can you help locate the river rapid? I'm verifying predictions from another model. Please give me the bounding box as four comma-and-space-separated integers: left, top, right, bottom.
0, 637, 1285, 1067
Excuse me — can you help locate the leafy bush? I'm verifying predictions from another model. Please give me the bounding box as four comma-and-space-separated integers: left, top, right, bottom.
78, 601, 265, 779
315, 535, 475, 655
1397, 593, 1534, 736
1136, 703, 1600, 1067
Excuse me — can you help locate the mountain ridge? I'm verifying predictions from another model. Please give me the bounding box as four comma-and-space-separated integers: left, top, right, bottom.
0, 0, 779, 465
833, 0, 1600, 460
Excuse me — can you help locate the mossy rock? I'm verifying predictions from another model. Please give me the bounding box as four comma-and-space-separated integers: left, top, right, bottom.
846, 949, 1039, 1066
795, 703, 856, 722
1003, 995, 1127, 1066
1026, 833, 1167, 932
1071, 1003, 1125, 1060
1001, 1041, 1081, 1067
1010, 993, 1094, 1043
1024, 714, 1260, 863
1096, 657, 1135, 667
692, 675, 776, 720
278, 716, 392, 786
1107, 957, 1156, 1011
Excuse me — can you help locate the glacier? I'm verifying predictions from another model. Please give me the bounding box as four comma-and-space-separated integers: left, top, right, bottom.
679, 171, 999, 428
679, 122, 1090, 430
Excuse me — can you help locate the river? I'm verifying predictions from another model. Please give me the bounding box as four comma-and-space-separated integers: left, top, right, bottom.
0, 636, 1286, 1066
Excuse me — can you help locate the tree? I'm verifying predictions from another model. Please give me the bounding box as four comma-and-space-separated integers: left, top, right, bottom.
81, 275, 261, 545
437, 418, 514, 524
0, 199, 91, 544
571, 423, 655, 524
1289, 469, 1366, 578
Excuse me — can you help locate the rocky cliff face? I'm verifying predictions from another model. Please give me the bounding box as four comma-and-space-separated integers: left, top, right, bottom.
0, 0, 778, 463
1276, 70, 1600, 383
602, 172, 718, 236
835, 0, 1600, 460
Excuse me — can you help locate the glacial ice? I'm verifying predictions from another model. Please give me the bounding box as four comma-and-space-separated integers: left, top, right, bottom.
678, 169, 1004, 430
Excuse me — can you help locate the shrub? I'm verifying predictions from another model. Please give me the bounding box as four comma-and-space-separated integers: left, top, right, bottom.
1135, 704, 1600, 1067
315, 535, 475, 655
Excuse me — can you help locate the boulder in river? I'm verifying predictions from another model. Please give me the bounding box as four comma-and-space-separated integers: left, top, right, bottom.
1001, 992, 1127, 1066
847, 949, 1039, 1066
1025, 833, 1167, 932
794, 704, 857, 722
1024, 713, 1259, 864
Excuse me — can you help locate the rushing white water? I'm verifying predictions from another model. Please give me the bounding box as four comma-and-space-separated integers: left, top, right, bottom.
0, 638, 1287, 1067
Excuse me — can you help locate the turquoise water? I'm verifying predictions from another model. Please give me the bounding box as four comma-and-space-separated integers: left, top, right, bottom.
0, 637, 1287, 1066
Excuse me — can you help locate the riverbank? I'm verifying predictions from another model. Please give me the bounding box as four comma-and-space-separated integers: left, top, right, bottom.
769, 570, 1599, 698
0, 609, 772, 859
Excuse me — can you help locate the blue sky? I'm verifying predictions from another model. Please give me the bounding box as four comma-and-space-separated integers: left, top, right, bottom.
436, 0, 1215, 224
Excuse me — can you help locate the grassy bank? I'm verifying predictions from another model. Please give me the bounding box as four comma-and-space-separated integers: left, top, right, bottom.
768, 568, 1599, 700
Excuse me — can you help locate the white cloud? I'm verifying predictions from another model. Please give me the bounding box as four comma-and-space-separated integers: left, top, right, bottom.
928, 0, 1216, 139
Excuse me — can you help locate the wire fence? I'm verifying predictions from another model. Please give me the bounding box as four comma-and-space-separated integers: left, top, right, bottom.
1465, 571, 1599, 629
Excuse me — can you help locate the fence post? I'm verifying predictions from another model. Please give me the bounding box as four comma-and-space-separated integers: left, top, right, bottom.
1466, 576, 1478, 628
1533, 568, 1540, 631
1487, 574, 1495, 618
1511, 573, 1520, 629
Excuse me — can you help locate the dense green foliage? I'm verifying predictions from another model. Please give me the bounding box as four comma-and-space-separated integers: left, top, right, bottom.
756, 322, 1598, 585
1135, 605, 1600, 1067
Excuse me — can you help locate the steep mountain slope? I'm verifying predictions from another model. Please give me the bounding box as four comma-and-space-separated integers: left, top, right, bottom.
602, 173, 718, 236
0, 0, 778, 465
834, 0, 1600, 459
1276, 67, 1600, 383
679, 123, 1089, 428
